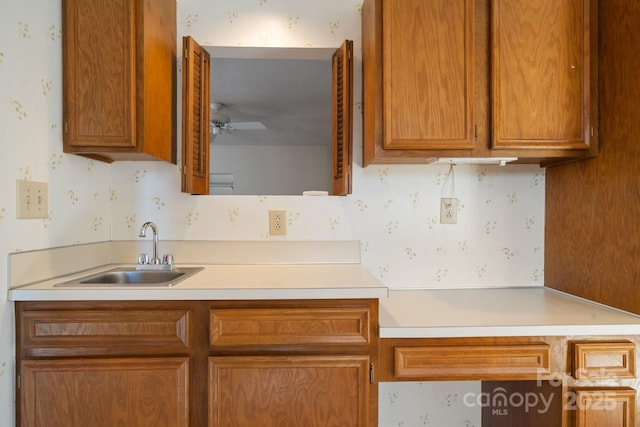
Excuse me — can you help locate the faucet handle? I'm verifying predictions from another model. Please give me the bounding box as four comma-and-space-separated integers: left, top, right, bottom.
163, 254, 174, 265
137, 253, 149, 264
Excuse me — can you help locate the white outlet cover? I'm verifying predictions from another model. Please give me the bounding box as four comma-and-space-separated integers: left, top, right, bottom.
440, 198, 458, 224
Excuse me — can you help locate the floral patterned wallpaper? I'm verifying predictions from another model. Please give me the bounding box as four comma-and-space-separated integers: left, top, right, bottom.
0, 0, 544, 425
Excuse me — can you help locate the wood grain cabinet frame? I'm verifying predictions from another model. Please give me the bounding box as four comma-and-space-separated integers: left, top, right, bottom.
16, 299, 379, 427
361, 0, 598, 166
62, 0, 177, 163
20, 357, 190, 427
395, 344, 550, 381
209, 306, 371, 350
572, 341, 636, 380
380, 338, 550, 381
572, 387, 636, 427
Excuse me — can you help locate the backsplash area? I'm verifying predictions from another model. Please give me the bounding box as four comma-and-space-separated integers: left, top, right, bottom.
0, 1, 543, 425
110, 160, 544, 288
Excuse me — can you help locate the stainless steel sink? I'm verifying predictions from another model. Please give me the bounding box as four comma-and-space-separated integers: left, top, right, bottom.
54, 267, 204, 287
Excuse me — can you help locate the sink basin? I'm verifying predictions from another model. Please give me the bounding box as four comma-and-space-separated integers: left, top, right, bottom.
54, 267, 204, 287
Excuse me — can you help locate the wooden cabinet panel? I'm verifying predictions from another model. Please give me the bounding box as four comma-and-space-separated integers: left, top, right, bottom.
573, 388, 636, 427
393, 343, 550, 380
208, 355, 370, 427
572, 341, 636, 380
362, 0, 477, 164
181, 36, 210, 195
62, 0, 176, 163
20, 357, 189, 427
362, 0, 598, 165
209, 306, 371, 349
380, 337, 557, 382
63, 0, 135, 149
17, 304, 191, 357
332, 39, 354, 196
492, 0, 595, 151
16, 299, 378, 426
382, 0, 474, 151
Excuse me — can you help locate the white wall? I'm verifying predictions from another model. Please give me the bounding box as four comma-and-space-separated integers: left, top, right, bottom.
0, 0, 544, 425
211, 144, 332, 195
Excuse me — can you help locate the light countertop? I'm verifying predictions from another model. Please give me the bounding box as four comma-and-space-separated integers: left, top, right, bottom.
8, 263, 389, 301
9, 241, 640, 338
380, 287, 640, 338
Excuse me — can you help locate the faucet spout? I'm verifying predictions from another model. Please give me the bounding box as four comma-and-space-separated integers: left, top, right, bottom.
139, 221, 160, 264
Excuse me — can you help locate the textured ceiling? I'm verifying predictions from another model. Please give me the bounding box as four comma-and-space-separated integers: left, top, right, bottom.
206, 46, 334, 146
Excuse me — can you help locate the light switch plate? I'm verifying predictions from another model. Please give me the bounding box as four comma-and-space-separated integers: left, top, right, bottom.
17, 180, 48, 219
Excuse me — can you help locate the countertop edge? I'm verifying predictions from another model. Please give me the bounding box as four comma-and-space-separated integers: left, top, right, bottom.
380, 324, 640, 338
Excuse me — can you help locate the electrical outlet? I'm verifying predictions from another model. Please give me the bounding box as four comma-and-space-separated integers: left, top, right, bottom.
17, 180, 49, 219
269, 209, 287, 235
440, 198, 458, 224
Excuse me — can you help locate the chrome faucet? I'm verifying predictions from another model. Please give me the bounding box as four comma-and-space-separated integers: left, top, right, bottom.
139, 221, 160, 264
137, 221, 174, 270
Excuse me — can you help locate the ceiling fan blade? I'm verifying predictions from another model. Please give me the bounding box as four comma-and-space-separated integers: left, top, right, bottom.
228, 121, 267, 130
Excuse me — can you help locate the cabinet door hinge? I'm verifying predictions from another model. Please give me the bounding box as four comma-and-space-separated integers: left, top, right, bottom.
591, 126, 594, 137
474, 124, 478, 140
17, 374, 21, 389
369, 362, 375, 384
64, 121, 68, 134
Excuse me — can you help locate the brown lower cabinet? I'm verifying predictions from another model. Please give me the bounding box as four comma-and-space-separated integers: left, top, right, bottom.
15, 299, 379, 427
15, 300, 638, 427
380, 336, 638, 427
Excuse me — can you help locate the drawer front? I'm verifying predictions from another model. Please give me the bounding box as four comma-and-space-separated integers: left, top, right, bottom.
394, 343, 550, 380
573, 341, 636, 379
210, 306, 371, 349
19, 308, 190, 357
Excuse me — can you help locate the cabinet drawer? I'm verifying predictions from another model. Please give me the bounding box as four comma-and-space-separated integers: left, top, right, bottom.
210, 306, 371, 349
17, 303, 191, 357
572, 341, 636, 379
393, 343, 550, 380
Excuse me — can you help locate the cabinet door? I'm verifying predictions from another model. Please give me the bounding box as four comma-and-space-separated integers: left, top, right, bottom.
20, 357, 189, 427
382, 0, 475, 151
209, 355, 370, 427
63, 0, 136, 150
492, 0, 595, 151
573, 388, 635, 427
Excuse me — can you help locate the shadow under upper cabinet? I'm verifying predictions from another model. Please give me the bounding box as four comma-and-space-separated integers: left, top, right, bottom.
206, 46, 334, 195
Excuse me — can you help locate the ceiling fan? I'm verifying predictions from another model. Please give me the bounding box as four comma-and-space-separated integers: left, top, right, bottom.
210, 102, 267, 134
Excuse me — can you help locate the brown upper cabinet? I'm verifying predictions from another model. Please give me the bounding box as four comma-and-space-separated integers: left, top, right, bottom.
362, 0, 598, 166
62, 0, 177, 163
181, 38, 353, 196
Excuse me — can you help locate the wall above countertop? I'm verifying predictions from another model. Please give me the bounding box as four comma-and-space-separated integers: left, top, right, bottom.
1, 0, 545, 291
